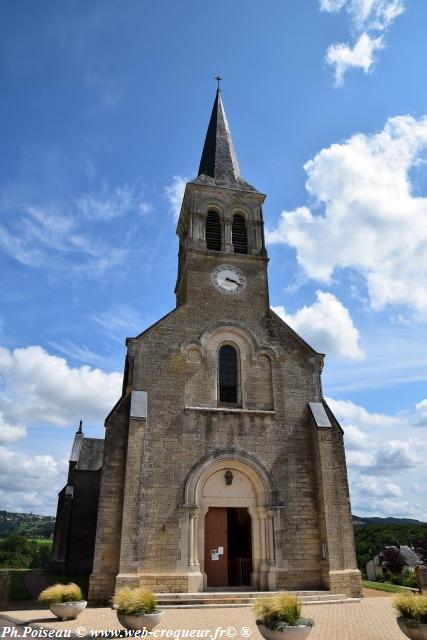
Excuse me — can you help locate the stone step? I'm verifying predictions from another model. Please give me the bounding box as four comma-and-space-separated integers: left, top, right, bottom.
155, 591, 355, 609
159, 599, 361, 609
155, 590, 333, 600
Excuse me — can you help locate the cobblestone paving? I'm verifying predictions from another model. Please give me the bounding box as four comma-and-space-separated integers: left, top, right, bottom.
0, 598, 407, 640
0, 619, 25, 637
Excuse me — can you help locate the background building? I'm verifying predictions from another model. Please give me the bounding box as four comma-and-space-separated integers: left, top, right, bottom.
50, 422, 103, 575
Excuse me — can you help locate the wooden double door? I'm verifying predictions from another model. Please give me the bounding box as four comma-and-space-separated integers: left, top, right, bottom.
204, 507, 252, 588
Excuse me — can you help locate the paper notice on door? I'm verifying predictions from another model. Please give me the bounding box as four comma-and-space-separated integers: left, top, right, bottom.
211, 552, 219, 561
218, 546, 224, 555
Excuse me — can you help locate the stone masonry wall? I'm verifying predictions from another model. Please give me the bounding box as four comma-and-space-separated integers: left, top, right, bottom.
89, 395, 130, 604
119, 286, 326, 588
89, 239, 359, 599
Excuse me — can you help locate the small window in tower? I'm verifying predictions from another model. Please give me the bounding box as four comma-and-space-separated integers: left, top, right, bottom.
232, 214, 248, 254
219, 345, 239, 404
206, 211, 222, 251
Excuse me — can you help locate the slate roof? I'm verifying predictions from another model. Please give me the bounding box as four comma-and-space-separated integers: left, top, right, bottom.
397, 545, 424, 567
308, 402, 332, 428
69, 430, 84, 463
75, 438, 104, 471
190, 90, 259, 193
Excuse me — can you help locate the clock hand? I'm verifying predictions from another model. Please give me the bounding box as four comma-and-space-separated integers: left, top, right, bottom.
225, 277, 240, 285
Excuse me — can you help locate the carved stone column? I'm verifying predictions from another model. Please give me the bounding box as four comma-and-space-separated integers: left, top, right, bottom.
267, 511, 275, 565
224, 215, 233, 253
188, 509, 201, 569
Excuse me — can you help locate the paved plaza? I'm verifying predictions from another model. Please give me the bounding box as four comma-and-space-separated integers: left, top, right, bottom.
0, 596, 409, 640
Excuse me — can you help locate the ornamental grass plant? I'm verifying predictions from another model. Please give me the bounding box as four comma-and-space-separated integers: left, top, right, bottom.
394, 593, 427, 625
112, 587, 158, 615
38, 583, 83, 604
252, 592, 314, 631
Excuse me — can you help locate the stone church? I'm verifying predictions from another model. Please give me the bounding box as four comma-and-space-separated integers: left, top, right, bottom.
52, 89, 362, 602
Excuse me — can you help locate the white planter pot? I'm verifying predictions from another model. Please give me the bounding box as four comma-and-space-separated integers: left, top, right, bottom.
117, 611, 163, 632
49, 601, 87, 621
397, 618, 427, 640
257, 624, 312, 640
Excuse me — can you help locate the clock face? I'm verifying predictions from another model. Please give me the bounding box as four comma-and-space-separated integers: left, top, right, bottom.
211, 264, 246, 295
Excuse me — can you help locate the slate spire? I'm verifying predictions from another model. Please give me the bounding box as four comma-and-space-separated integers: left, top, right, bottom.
194, 90, 257, 192
70, 421, 84, 465
198, 89, 241, 183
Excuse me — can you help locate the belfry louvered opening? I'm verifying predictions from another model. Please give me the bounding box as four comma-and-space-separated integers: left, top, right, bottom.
219, 345, 238, 404
206, 211, 222, 251
232, 214, 248, 254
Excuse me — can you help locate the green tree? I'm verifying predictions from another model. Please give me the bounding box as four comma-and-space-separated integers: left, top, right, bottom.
0, 535, 38, 568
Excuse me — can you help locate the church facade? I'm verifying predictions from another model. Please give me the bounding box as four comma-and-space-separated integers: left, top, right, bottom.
57, 90, 362, 602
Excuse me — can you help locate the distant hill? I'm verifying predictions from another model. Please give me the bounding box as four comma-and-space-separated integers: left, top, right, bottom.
1, 509, 425, 540
0, 510, 55, 538
352, 515, 427, 526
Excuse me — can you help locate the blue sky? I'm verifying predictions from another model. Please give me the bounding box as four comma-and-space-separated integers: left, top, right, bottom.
1, 0, 427, 518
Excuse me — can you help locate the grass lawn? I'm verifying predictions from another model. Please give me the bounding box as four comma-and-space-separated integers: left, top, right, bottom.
44, 574, 89, 598
4, 569, 33, 600
363, 580, 408, 593
30, 539, 53, 547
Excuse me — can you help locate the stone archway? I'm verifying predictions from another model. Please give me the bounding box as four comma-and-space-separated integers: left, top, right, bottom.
182, 450, 280, 591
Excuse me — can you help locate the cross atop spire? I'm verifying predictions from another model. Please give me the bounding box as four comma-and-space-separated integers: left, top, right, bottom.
214, 75, 222, 91
192, 89, 258, 193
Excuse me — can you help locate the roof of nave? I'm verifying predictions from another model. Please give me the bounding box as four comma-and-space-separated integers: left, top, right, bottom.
75, 437, 104, 471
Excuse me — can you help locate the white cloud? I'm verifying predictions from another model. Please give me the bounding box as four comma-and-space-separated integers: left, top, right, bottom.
320, 0, 347, 11
48, 341, 116, 368
0, 344, 122, 429
328, 395, 427, 519
320, 0, 405, 84
0, 344, 122, 513
165, 176, 188, 222
348, 0, 405, 31
341, 424, 369, 449
328, 397, 419, 473
0, 182, 145, 274
346, 439, 423, 472
323, 324, 427, 394
0, 412, 26, 445
355, 475, 402, 498
272, 291, 364, 359
74, 183, 151, 220
0, 446, 67, 514
321, 0, 405, 29
415, 399, 427, 427
69, 234, 128, 275
326, 396, 400, 428
0, 205, 71, 267
354, 497, 424, 519
326, 32, 383, 86
92, 304, 152, 342
267, 115, 427, 319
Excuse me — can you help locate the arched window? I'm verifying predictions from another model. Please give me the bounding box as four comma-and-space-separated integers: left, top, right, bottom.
206, 211, 222, 251
219, 345, 238, 404
232, 214, 248, 254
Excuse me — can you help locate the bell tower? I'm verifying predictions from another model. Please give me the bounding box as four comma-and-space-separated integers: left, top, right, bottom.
175, 89, 269, 310
85, 86, 362, 603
